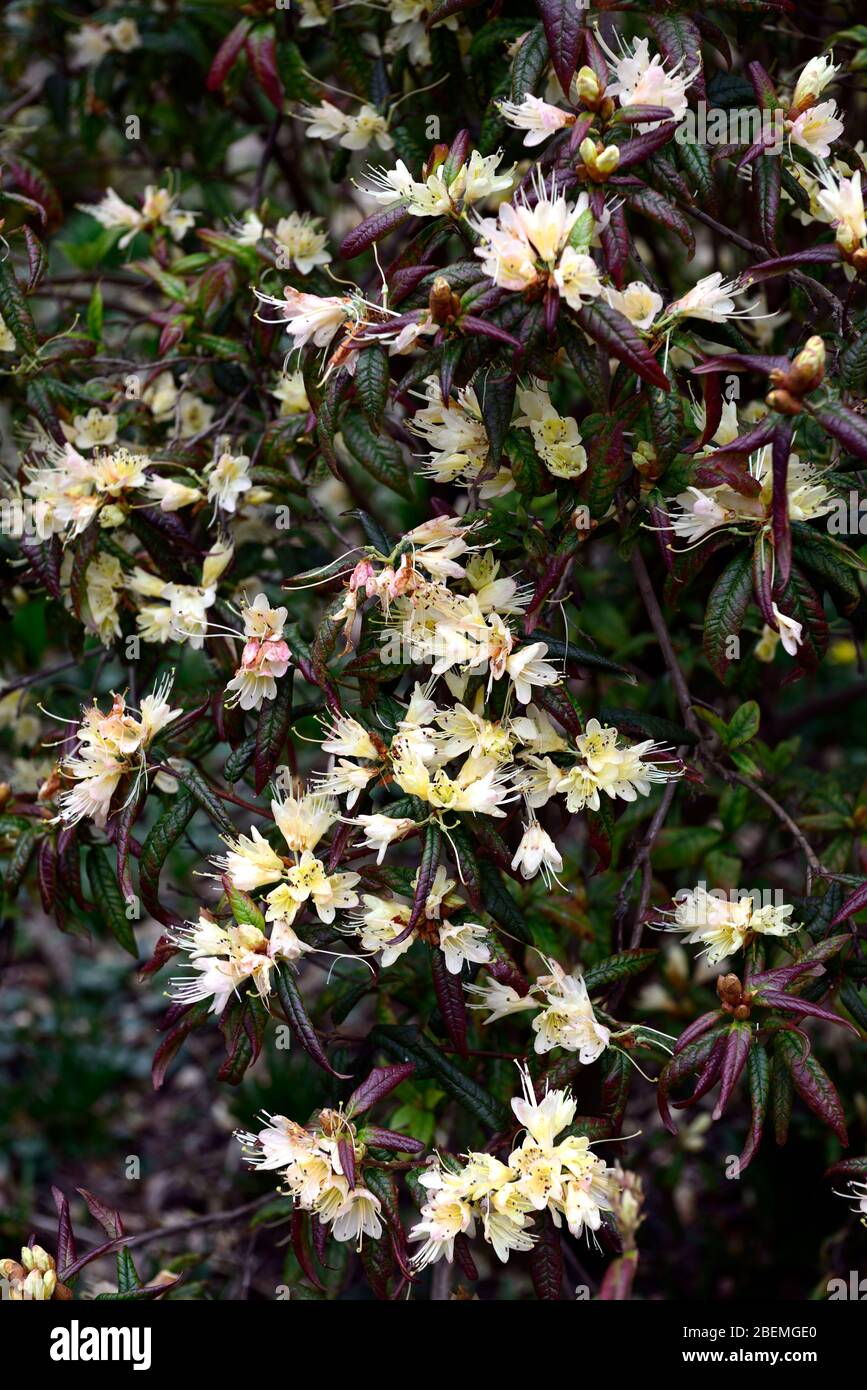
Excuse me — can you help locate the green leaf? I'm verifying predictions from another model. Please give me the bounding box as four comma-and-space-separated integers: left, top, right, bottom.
169, 761, 236, 837
255, 671, 293, 794
583, 950, 657, 993
504, 428, 545, 499
727, 700, 760, 749
648, 365, 685, 466
792, 523, 864, 614
86, 282, 104, 341
703, 548, 753, 682
223, 877, 267, 932
139, 790, 197, 930
354, 346, 390, 428
510, 22, 549, 101
477, 861, 532, 943
478, 370, 517, 466
580, 415, 627, 519
370, 1024, 510, 1130
225, 733, 257, 784
599, 705, 697, 747
342, 410, 412, 498
840, 332, 867, 392
116, 1246, 140, 1294
651, 827, 721, 870
87, 846, 138, 957
737, 1042, 770, 1171
274, 962, 348, 1077
0, 257, 38, 353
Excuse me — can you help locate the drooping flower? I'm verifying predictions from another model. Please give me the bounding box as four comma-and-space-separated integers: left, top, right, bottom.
815, 165, 867, 255
511, 818, 564, 884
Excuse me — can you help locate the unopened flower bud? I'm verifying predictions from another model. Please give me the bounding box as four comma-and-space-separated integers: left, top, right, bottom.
717, 973, 742, 1007
429, 275, 461, 325
578, 136, 598, 167
633, 440, 660, 479
42, 1269, 57, 1298
595, 144, 620, 175
787, 335, 825, 394
575, 66, 604, 108
23, 1269, 46, 1299
765, 388, 803, 415
424, 143, 449, 178
578, 137, 619, 181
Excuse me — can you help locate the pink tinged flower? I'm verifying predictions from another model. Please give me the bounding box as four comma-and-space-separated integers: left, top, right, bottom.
496, 94, 572, 147
666, 271, 761, 324
254, 287, 352, 349
601, 35, 699, 127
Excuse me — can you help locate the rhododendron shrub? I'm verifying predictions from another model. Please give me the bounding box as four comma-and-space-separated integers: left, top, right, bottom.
2, 0, 867, 1303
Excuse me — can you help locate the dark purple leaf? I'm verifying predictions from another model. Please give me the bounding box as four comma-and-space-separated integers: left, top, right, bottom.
771, 419, 793, 585
206, 19, 251, 91
616, 122, 679, 172
340, 204, 411, 260
431, 944, 469, 1057
814, 403, 867, 463
275, 962, 350, 1078
713, 1023, 752, 1119
358, 1125, 426, 1154
346, 1063, 416, 1116
535, 0, 583, 97
52, 1187, 77, 1274
758, 991, 859, 1035
575, 300, 669, 391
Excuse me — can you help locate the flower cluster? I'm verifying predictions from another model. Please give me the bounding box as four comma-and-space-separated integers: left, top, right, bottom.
56, 676, 181, 827
0, 1245, 70, 1301
466, 960, 610, 1060
236, 1110, 383, 1249
660, 884, 799, 965
409, 1069, 622, 1267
